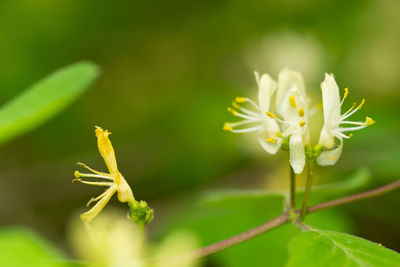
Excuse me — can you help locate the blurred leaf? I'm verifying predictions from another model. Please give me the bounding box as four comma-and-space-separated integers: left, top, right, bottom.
200, 168, 371, 206
287, 229, 400, 267
0, 61, 99, 146
0, 227, 72, 267
158, 190, 353, 267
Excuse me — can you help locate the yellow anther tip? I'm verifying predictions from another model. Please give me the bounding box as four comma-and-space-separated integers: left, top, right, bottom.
232, 101, 241, 109
365, 116, 375, 126
348, 134, 353, 138
235, 97, 247, 103
299, 120, 306, 127
289, 95, 297, 108
266, 138, 275, 143
227, 107, 237, 115
298, 107, 304, 117
72, 178, 82, 183
266, 112, 275, 119
357, 98, 365, 109
74, 170, 81, 178
223, 125, 233, 132
344, 88, 349, 98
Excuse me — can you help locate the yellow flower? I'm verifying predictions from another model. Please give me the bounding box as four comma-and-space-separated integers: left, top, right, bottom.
74, 126, 135, 222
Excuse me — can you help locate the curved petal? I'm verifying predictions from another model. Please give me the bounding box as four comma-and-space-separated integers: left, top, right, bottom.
276, 68, 306, 116
317, 138, 343, 166
257, 130, 282, 155
289, 132, 305, 174
320, 73, 341, 125
255, 72, 277, 114
318, 125, 335, 149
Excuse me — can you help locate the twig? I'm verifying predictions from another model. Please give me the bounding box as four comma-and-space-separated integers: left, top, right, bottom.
300, 159, 314, 219
161, 180, 400, 263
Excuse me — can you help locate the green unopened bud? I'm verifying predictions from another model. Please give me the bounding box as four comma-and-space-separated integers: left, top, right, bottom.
128, 200, 154, 226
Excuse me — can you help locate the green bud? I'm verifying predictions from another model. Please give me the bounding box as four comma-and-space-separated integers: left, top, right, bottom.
128, 200, 154, 226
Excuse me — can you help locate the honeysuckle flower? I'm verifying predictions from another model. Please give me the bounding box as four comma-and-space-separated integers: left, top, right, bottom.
269, 68, 310, 174
317, 74, 375, 166
223, 72, 282, 154
73, 126, 135, 222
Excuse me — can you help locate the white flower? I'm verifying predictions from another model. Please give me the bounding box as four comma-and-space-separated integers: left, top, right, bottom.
223, 72, 282, 154
273, 69, 310, 174
317, 74, 375, 166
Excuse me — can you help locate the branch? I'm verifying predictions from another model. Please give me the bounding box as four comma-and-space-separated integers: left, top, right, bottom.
163, 180, 400, 263
307, 179, 400, 214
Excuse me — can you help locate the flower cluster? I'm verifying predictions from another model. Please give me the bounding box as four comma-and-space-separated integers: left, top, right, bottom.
224, 69, 375, 174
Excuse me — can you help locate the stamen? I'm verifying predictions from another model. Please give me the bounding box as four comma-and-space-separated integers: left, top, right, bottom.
77, 180, 114, 187
339, 125, 368, 132
223, 124, 233, 132
357, 98, 365, 110
364, 116, 375, 126
235, 97, 247, 103
232, 101, 241, 110
227, 107, 238, 116
86, 190, 110, 206
266, 138, 275, 143
289, 96, 297, 108
344, 88, 349, 99
77, 162, 109, 177
266, 112, 275, 119
231, 126, 262, 133
74, 170, 114, 181
298, 107, 304, 117
299, 120, 306, 127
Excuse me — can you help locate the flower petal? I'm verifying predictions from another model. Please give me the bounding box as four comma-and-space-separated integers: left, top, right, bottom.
289, 132, 305, 174
317, 138, 343, 166
320, 73, 341, 125
276, 68, 306, 116
255, 72, 277, 114
80, 186, 117, 222
95, 126, 119, 175
257, 130, 282, 155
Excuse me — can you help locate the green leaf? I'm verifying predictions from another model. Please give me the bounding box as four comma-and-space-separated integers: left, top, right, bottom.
157, 192, 353, 267
287, 228, 400, 267
0, 227, 73, 267
0, 61, 100, 146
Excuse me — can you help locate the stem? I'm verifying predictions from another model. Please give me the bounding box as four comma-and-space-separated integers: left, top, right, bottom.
162, 213, 290, 264
162, 179, 400, 262
307, 179, 400, 213
300, 158, 314, 219
289, 165, 296, 209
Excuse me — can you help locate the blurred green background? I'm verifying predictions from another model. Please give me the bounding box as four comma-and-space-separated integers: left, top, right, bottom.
0, 0, 399, 266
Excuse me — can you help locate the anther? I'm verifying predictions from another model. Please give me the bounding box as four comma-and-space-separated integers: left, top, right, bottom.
344, 88, 349, 99
299, 120, 306, 127
289, 96, 297, 108
72, 178, 82, 183
365, 116, 375, 126
357, 98, 365, 110
266, 112, 275, 119
266, 138, 275, 143
235, 97, 247, 103
227, 107, 237, 116
223, 124, 233, 132
74, 170, 81, 178
298, 107, 304, 117
232, 101, 241, 109
348, 133, 353, 138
